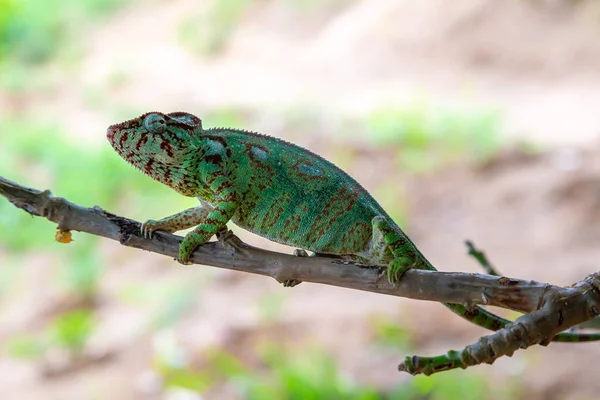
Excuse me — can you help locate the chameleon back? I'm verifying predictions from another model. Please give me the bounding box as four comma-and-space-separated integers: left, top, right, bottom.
204, 127, 393, 260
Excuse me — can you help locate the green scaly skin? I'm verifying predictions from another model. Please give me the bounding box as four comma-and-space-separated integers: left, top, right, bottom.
107, 111, 600, 343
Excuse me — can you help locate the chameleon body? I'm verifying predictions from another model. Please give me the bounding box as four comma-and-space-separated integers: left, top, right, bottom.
107, 111, 600, 342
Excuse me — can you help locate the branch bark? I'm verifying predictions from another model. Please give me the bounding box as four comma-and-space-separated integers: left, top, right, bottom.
2, 174, 599, 375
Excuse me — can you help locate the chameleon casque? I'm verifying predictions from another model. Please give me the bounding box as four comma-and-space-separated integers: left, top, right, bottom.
107, 111, 600, 342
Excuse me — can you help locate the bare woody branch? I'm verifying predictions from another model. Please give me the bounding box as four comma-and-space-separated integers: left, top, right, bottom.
2, 174, 600, 375
400, 271, 600, 374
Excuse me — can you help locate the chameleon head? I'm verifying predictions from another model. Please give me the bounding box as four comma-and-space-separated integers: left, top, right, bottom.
107, 112, 203, 191
107, 111, 203, 170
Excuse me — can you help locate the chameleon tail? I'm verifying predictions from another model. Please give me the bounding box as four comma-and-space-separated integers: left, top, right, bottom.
444, 303, 600, 342
379, 219, 600, 342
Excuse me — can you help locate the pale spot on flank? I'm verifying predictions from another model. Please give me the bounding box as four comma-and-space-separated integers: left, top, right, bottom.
251, 146, 268, 161
207, 139, 225, 154
298, 163, 322, 176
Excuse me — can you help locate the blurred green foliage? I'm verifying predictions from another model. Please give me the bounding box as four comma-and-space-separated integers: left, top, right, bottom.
364, 100, 502, 172
178, 0, 254, 57
203, 107, 248, 128
49, 308, 95, 353
5, 309, 95, 360
0, 0, 131, 65
178, 0, 357, 57
370, 314, 415, 351
119, 279, 201, 330
241, 345, 381, 399
150, 340, 521, 400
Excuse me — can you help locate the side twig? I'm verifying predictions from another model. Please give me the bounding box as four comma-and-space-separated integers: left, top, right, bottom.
466, 240, 501, 276
399, 272, 600, 374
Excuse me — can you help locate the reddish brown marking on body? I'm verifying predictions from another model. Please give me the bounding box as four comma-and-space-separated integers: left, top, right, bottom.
160, 140, 174, 157
215, 180, 233, 192
340, 221, 370, 253
136, 135, 149, 150
283, 215, 301, 233
144, 158, 155, 174
307, 185, 359, 243
259, 193, 291, 232
119, 131, 129, 150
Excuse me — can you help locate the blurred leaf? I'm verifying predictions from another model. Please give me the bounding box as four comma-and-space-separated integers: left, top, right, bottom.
4, 334, 46, 360
0, 0, 134, 66
239, 345, 381, 400
204, 108, 247, 129
206, 347, 249, 377
370, 314, 414, 350
49, 309, 95, 354
164, 368, 211, 393
59, 238, 104, 297
409, 371, 489, 400
178, 0, 253, 57
364, 100, 503, 171
256, 290, 286, 322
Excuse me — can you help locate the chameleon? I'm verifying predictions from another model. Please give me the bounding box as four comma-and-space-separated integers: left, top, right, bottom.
107, 111, 600, 342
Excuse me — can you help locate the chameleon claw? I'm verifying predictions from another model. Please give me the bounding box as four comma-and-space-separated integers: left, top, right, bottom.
141, 219, 159, 239
386, 259, 412, 285
176, 246, 195, 265
216, 227, 234, 242
293, 249, 309, 257
176, 257, 194, 266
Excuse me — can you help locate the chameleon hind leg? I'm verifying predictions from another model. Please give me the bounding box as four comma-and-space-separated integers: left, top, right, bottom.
371, 216, 425, 284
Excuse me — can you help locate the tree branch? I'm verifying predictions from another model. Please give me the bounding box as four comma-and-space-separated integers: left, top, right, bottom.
2, 174, 599, 374
399, 271, 600, 375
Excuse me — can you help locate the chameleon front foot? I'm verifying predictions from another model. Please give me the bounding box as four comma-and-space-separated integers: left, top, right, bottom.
141, 219, 176, 239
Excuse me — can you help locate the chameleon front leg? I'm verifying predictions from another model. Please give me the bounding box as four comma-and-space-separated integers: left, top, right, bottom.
178, 178, 239, 264
141, 200, 213, 238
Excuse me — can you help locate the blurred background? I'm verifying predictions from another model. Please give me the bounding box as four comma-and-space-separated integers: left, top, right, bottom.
1, 0, 600, 398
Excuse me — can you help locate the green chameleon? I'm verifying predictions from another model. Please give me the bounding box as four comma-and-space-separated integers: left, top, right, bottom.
107, 111, 600, 343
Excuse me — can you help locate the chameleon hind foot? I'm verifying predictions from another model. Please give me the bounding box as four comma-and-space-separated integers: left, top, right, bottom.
177, 229, 213, 265
283, 279, 302, 287
278, 249, 308, 287
386, 258, 414, 284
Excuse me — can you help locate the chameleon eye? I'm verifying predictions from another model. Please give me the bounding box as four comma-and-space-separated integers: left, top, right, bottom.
144, 113, 167, 134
